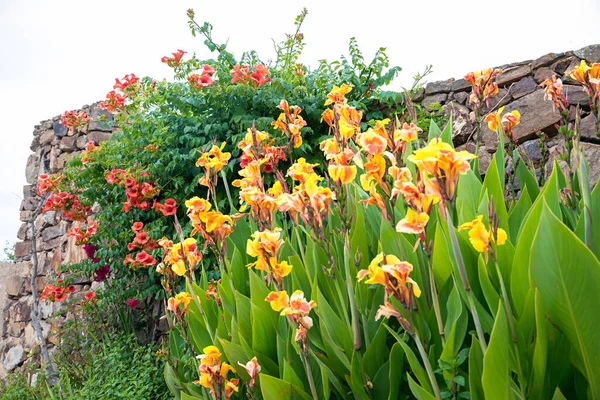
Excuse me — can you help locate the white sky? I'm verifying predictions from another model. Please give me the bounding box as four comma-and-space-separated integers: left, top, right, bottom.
1, 0, 599, 252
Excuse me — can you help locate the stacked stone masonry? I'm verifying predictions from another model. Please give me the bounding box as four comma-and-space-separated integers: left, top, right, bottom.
1, 103, 114, 377
415, 43, 600, 182
2, 44, 600, 376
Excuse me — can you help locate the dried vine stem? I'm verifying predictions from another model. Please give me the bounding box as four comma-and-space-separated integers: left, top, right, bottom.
27, 193, 58, 385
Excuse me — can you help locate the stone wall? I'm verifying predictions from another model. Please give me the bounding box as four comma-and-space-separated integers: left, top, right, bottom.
414, 43, 600, 182
1, 104, 114, 376
2, 44, 599, 376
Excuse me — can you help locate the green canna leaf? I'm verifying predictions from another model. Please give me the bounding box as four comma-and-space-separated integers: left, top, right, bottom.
388, 343, 406, 400
385, 325, 432, 394
259, 373, 312, 400
482, 302, 510, 400
468, 336, 485, 400
530, 202, 600, 397
531, 289, 548, 399
407, 373, 437, 400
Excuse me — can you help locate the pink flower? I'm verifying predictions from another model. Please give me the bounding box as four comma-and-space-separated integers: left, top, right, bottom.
128, 299, 139, 309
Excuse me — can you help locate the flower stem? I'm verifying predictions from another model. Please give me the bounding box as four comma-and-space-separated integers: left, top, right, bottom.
413, 331, 442, 400
344, 231, 362, 351
294, 228, 312, 290
420, 246, 445, 345
186, 276, 215, 344
220, 168, 235, 212
577, 152, 593, 250
301, 351, 319, 400
444, 205, 488, 352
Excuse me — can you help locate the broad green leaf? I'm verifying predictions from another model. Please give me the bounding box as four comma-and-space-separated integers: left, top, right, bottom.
575, 175, 600, 259
235, 292, 252, 344
363, 323, 389, 379
388, 343, 405, 400
180, 391, 202, 400
228, 247, 249, 296
531, 289, 548, 400
552, 387, 567, 400
259, 374, 312, 400
350, 352, 370, 399
407, 373, 436, 400
510, 164, 560, 317
249, 271, 278, 326
479, 157, 508, 233
508, 186, 532, 240
219, 339, 250, 380
251, 303, 277, 361
468, 336, 485, 400
371, 361, 390, 400
385, 325, 432, 393
439, 307, 467, 383
530, 203, 600, 397
456, 169, 483, 223
482, 302, 510, 400
515, 160, 540, 201
283, 362, 306, 391
316, 289, 353, 358
164, 363, 182, 399
431, 223, 454, 289
478, 257, 500, 316
428, 117, 453, 145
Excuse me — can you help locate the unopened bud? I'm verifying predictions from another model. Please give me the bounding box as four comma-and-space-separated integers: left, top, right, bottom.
355, 251, 362, 267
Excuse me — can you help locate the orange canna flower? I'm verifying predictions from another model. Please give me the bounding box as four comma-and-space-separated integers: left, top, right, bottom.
358, 129, 387, 155
394, 122, 422, 143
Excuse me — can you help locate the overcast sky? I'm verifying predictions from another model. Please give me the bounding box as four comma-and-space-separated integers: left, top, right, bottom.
1, 0, 599, 254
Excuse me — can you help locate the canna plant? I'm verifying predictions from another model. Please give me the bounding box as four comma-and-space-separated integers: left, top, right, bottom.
158, 81, 600, 400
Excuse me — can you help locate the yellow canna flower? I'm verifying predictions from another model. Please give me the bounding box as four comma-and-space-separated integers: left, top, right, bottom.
364, 154, 387, 182
328, 164, 357, 185
324, 84, 353, 105
265, 290, 289, 312
502, 110, 520, 131
567, 60, 590, 85
357, 253, 386, 285
396, 208, 430, 235
459, 215, 507, 257
200, 345, 221, 366
167, 292, 193, 315
171, 260, 186, 276
484, 107, 503, 132
408, 138, 475, 201
246, 228, 283, 271
269, 257, 293, 280
287, 158, 318, 183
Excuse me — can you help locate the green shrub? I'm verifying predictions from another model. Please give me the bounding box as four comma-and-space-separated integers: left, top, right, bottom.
0, 334, 169, 400
56, 8, 406, 326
